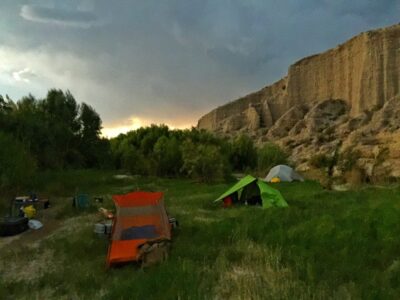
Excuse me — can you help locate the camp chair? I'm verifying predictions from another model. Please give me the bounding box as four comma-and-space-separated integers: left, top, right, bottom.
73, 194, 90, 209
106, 191, 172, 268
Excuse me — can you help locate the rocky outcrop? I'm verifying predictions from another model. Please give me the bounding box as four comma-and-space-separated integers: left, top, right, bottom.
198, 23, 400, 180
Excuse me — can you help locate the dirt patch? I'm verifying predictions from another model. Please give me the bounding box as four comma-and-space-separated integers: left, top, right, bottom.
42, 214, 98, 244
213, 240, 314, 299
0, 198, 69, 251
0, 207, 99, 289
1, 248, 59, 283
0, 196, 102, 252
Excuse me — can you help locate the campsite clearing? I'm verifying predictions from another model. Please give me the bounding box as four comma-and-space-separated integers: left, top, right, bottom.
1, 170, 400, 299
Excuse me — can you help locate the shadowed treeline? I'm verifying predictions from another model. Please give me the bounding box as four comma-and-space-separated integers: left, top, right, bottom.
0, 89, 287, 204
0, 90, 110, 195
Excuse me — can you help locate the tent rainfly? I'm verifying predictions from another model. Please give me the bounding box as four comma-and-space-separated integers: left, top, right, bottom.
215, 175, 288, 208
107, 191, 172, 267
265, 165, 304, 182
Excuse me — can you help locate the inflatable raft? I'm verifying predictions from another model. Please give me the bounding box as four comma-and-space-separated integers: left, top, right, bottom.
0, 216, 29, 237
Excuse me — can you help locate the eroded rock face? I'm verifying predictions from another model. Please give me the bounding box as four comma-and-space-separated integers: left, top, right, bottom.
197, 23, 400, 180
278, 96, 400, 179
267, 105, 309, 139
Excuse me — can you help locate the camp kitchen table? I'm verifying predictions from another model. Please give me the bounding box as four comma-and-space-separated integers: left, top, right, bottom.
12, 197, 50, 216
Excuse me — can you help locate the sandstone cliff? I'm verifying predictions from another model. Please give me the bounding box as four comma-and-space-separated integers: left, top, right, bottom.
198, 23, 400, 181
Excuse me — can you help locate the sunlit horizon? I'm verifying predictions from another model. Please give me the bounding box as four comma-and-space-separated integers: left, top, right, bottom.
101, 117, 195, 138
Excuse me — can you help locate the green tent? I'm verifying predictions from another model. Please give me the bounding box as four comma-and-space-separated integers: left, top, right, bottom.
215, 175, 288, 208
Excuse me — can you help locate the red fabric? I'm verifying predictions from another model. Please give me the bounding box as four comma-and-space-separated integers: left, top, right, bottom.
223, 196, 233, 208
113, 191, 164, 207
107, 239, 147, 266
107, 191, 171, 267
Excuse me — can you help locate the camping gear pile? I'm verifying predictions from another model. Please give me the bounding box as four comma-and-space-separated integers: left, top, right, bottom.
215, 175, 288, 208
22, 205, 36, 219
94, 220, 113, 238
0, 216, 29, 237
99, 207, 114, 219
72, 194, 90, 209
28, 219, 43, 230
13, 195, 50, 216
73, 194, 106, 210
0, 194, 49, 237
94, 202, 114, 238
14, 195, 50, 212
106, 191, 174, 268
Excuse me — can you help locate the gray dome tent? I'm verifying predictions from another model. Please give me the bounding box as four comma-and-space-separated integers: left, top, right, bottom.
265, 165, 304, 182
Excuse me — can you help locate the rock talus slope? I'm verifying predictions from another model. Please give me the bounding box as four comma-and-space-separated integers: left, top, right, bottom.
198, 24, 400, 179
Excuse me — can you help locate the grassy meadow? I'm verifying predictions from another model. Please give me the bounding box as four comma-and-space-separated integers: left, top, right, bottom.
1, 170, 400, 299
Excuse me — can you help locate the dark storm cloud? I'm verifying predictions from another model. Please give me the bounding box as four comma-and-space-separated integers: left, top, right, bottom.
20, 4, 97, 27
0, 0, 399, 130
321, 0, 400, 20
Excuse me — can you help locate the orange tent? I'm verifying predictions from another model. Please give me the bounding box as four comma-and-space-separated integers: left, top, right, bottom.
106, 191, 172, 267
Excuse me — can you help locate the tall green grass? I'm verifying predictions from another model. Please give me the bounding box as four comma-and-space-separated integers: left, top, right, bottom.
1, 171, 400, 299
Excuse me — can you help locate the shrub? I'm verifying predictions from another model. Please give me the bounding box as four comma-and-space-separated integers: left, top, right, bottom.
338, 149, 361, 172
257, 143, 288, 172
153, 136, 182, 176
230, 134, 257, 171
181, 141, 228, 182
0, 132, 37, 194
110, 125, 233, 178
121, 147, 149, 175
309, 153, 332, 169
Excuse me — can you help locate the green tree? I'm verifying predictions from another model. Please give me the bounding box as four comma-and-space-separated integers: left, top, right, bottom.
41, 89, 80, 132
153, 136, 182, 176
121, 146, 149, 175
109, 125, 234, 178
257, 143, 288, 172
79, 103, 102, 140
0, 95, 14, 133
230, 134, 257, 171
0, 132, 37, 194
0, 95, 13, 113
0, 89, 110, 170
78, 103, 107, 167
181, 140, 227, 182
139, 124, 170, 155
39, 90, 80, 168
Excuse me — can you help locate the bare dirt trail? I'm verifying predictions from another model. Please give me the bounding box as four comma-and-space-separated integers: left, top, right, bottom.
0, 198, 67, 251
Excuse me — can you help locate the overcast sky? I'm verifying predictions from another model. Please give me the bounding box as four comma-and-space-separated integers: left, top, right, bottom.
0, 1, 399, 136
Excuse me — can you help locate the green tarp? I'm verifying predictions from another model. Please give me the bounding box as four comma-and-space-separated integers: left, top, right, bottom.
215, 175, 288, 208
